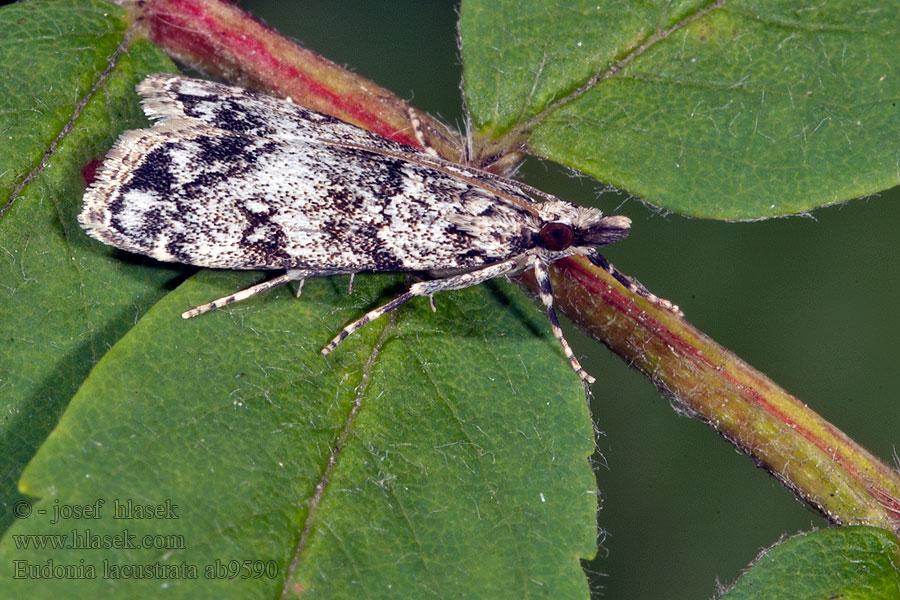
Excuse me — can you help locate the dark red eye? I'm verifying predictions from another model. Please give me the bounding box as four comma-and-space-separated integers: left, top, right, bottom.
539, 222, 574, 251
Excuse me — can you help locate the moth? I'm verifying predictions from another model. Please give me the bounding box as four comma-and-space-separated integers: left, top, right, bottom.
80, 74, 676, 385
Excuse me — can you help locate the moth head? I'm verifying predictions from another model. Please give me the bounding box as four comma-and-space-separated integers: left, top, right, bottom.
535, 202, 631, 254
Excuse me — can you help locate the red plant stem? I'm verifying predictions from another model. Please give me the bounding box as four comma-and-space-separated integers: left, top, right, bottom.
537, 256, 900, 532
127, 0, 900, 533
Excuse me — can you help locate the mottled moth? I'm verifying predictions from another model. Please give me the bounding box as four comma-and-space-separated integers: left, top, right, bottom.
80, 74, 675, 385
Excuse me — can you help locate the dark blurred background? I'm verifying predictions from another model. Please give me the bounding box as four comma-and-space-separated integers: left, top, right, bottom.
239, 2, 900, 597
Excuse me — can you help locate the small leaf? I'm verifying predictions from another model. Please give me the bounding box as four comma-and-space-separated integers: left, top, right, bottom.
0, 0, 178, 535
0, 270, 596, 598
721, 527, 900, 600
460, 1, 900, 219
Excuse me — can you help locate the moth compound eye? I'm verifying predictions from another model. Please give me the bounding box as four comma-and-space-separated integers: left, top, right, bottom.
539, 222, 574, 251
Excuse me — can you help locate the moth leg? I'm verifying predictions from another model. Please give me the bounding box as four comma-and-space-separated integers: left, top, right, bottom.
322, 259, 522, 355
182, 269, 309, 319
588, 251, 682, 316
532, 257, 595, 386
407, 107, 440, 158
294, 274, 306, 298
347, 273, 355, 295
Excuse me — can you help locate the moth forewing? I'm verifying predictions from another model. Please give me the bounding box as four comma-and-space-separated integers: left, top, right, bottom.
80, 74, 672, 386
137, 73, 417, 154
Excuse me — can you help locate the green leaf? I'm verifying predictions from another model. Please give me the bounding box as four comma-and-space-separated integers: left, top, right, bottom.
0, 270, 595, 598
721, 527, 900, 600
460, 0, 900, 219
0, 0, 178, 535
0, 1, 597, 597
